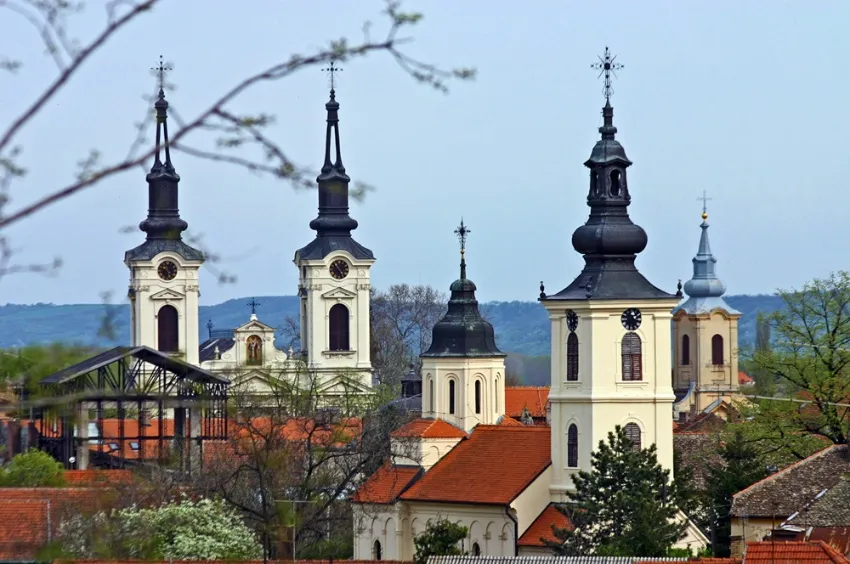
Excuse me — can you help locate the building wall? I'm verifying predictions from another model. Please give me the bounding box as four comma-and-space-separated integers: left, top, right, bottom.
730, 516, 775, 558
512, 466, 553, 538
545, 298, 680, 498
421, 357, 506, 433
127, 252, 202, 366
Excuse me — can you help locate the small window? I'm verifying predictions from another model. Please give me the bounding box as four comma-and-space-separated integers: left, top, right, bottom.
129, 441, 140, 451
682, 334, 690, 366
373, 540, 382, 561
157, 305, 179, 352
472, 542, 481, 556
429, 378, 434, 412
449, 380, 456, 415
610, 169, 621, 197
109, 442, 120, 451
567, 332, 579, 381
328, 304, 350, 351
621, 332, 642, 381
712, 334, 724, 365
474, 381, 482, 414
624, 423, 641, 451
567, 424, 579, 468
590, 170, 599, 196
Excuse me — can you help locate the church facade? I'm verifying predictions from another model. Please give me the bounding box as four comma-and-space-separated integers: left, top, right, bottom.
350, 49, 709, 559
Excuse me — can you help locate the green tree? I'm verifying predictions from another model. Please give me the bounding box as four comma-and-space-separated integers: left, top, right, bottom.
741, 271, 850, 458
706, 429, 768, 557
0, 344, 97, 404
413, 517, 468, 564
0, 448, 65, 487
546, 426, 687, 557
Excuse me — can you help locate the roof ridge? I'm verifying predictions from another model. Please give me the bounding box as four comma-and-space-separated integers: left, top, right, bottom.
734, 445, 842, 500
506, 385, 550, 390
475, 424, 550, 431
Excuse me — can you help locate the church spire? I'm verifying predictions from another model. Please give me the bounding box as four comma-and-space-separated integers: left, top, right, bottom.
683, 195, 726, 299
138, 56, 188, 242
308, 61, 358, 238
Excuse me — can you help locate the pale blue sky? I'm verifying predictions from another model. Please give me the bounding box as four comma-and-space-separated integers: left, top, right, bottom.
1, 1, 848, 306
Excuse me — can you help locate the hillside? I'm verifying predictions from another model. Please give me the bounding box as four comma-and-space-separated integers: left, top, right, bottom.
0, 294, 784, 358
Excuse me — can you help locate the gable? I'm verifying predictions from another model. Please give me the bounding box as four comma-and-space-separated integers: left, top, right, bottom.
235, 320, 276, 334
321, 287, 357, 300
149, 288, 185, 300
315, 374, 373, 395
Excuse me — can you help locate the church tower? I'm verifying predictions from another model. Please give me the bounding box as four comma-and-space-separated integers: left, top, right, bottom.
125, 59, 203, 366
421, 221, 506, 433
672, 204, 741, 414
294, 66, 374, 388
540, 48, 680, 498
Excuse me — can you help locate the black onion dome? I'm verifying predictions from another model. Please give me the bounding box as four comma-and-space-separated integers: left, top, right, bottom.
422, 261, 505, 358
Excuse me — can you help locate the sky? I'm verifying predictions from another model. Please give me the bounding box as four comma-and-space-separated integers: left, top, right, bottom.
0, 0, 848, 306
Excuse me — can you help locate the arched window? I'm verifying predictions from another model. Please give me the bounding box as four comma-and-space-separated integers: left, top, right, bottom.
373, 540, 382, 561
712, 334, 724, 365
328, 304, 350, 351
472, 542, 481, 556
621, 332, 642, 381
590, 170, 599, 196
610, 169, 621, 197
429, 378, 434, 413
157, 305, 179, 352
567, 332, 579, 381
567, 424, 579, 468
624, 423, 642, 450
681, 334, 690, 366
474, 380, 482, 414
448, 380, 456, 415
246, 335, 263, 365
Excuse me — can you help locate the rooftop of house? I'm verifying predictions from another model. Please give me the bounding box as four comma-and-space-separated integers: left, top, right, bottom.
786, 473, 850, 527
351, 462, 422, 504
391, 418, 468, 439
517, 503, 573, 547
675, 411, 727, 434
672, 432, 723, 491
732, 445, 850, 518
505, 386, 549, 420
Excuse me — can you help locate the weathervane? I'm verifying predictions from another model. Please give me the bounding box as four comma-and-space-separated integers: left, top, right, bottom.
322, 60, 343, 91
698, 190, 712, 221
591, 47, 623, 103
152, 55, 171, 93
247, 298, 261, 315
454, 219, 471, 258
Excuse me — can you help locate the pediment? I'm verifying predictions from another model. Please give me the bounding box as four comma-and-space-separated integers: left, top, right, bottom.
235, 320, 276, 333
321, 287, 357, 300
315, 374, 372, 395
150, 288, 185, 300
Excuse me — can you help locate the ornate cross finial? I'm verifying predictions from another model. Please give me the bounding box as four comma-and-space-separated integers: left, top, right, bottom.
247, 298, 261, 315
152, 55, 171, 92
591, 47, 623, 102
322, 60, 343, 91
454, 219, 471, 257
698, 190, 712, 220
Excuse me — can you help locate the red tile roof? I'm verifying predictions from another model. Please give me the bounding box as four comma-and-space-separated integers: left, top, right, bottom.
744, 540, 850, 564
391, 418, 467, 439
518, 503, 573, 547
400, 425, 551, 504
505, 386, 549, 418
739, 371, 754, 385
58, 560, 402, 564
498, 416, 525, 427
64, 469, 134, 486
351, 462, 422, 504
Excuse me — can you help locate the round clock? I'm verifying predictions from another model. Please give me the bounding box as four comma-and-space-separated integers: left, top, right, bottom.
157, 260, 178, 281
566, 310, 578, 332
621, 308, 642, 331
329, 259, 349, 280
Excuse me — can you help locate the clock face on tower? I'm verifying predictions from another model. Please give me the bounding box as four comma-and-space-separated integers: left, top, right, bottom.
329, 259, 349, 280
621, 308, 642, 331
566, 310, 578, 332
157, 260, 178, 281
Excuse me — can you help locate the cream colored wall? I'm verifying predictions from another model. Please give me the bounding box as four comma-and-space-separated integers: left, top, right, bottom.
730, 516, 774, 557
673, 311, 741, 412
295, 250, 374, 389
353, 501, 518, 560
545, 298, 679, 498
390, 436, 463, 469
512, 466, 552, 537
127, 252, 202, 366
420, 357, 505, 433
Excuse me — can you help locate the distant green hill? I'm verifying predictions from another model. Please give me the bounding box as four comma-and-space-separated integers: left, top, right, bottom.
0, 294, 784, 360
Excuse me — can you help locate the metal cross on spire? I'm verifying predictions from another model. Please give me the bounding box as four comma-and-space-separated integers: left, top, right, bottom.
454, 219, 471, 257
247, 298, 261, 315
152, 55, 171, 92
322, 60, 343, 91
591, 47, 623, 103
698, 190, 712, 220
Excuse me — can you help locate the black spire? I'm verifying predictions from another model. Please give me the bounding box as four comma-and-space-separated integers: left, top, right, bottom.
125, 56, 202, 262
422, 221, 505, 358
543, 48, 673, 302
295, 63, 373, 261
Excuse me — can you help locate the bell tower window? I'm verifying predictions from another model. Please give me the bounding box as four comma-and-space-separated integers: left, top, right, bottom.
328, 304, 350, 351
567, 424, 579, 468
157, 305, 179, 353
621, 332, 642, 381
590, 170, 599, 197
448, 380, 456, 415
681, 334, 690, 366
624, 422, 642, 450
712, 334, 724, 365
474, 380, 482, 414
609, 169, 622, 197
567, 332, 579, 381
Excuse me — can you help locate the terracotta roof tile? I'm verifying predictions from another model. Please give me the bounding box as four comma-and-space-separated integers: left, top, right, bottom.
673, 432, 723, 490
505, 386, 549, 418
498, 416, 525, 427
400, 425, 551, 504
391, 418, 467, 439
675, 412, 727, 433
64, 469, 134, 486
732, 445, 850, 518
788, 475, 850, 527
745, 540, 850, 564
739, 372, 754, 385
351, 462, 422, 504
518, 503, 573, 547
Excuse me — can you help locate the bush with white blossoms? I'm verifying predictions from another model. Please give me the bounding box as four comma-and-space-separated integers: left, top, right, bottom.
55, 496, 263, 560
